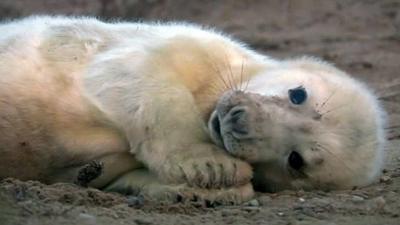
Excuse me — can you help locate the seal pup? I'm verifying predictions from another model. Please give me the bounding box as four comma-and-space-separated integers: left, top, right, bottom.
0, 16, 385, 202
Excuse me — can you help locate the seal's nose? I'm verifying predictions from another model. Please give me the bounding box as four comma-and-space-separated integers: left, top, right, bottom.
226, 106, 249, 138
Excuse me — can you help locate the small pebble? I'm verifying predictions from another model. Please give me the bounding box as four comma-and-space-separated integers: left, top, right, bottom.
257, 195, 272, 206
372, 196, 386, 210
311, 197, 330, 206
277, 212, 285, 216
298, 198, 305, 203
221, 209, 240, 216
79, 213, 95, 219
351, 195, 364, 203
127, 195, 145, 208
242, 206, 261, 212
244, 199, 260, 207
296, 190, 305, 197
78, 213, 96, 224
315, 190, 329, 196
134, 218, 152, 225
380, 175, 392, 183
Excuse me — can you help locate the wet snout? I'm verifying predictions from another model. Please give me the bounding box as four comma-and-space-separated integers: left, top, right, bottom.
208, 90, 267, 149
215, 91, 258, 138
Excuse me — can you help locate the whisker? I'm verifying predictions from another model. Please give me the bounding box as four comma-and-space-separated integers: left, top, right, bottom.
318, 88, 337, 111
239, 60, 243, 91
206, 54, 230, 90
222, 52, 236, 90
215, 67, 230, 90
239, 59, 244, 91
320, 103, 349, 116
228, 62, 237, 91
315, 143, 355, 173
207, 80, 224, 93
241, 60, 251, 93
244, 73, 252, 92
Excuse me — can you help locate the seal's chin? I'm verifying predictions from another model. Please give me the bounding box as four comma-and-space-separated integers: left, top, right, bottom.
208, 110, 226, 149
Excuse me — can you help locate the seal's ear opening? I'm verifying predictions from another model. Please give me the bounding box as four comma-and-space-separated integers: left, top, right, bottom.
208, 110, 224, 148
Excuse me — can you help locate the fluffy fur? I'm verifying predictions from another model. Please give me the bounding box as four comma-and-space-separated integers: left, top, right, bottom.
0, 16, 385, 202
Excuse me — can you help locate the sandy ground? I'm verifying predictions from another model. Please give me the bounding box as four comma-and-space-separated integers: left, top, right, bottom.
0, 1, 399, 224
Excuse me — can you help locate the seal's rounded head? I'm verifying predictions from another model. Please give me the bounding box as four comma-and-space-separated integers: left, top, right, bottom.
208, 57, 386, 192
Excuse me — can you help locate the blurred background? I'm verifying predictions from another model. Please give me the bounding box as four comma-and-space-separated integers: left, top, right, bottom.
0, 0, 399, 133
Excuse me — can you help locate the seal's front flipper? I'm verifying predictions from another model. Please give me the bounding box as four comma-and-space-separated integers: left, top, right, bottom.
104, 169, 255, 205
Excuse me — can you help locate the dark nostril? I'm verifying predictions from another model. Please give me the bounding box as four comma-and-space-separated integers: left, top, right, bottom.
211, 114, 221, 137
229, 108, 246, 123
232, 126, 249, 136
229, 107, 249, 136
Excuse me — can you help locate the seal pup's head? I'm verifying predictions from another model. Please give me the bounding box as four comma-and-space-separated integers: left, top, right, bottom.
208, 57, 386, 192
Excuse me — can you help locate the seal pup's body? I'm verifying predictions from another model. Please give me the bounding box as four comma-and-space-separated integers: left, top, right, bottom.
0, 16, 385, 202
0, 16, 257, 201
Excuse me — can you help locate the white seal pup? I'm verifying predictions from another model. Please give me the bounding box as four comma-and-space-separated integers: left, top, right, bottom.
0, 16, 385, 202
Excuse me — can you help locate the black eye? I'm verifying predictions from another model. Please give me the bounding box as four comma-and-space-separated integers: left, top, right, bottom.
288, 86, 307, 105
288, 151, 304, 170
